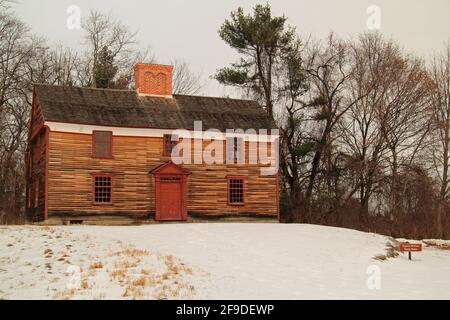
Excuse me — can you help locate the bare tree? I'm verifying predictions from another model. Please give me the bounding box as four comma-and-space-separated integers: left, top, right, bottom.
303, 34, 366, 214
276, 41, 310, 220
337, 33, 434, 225
0, 3, 42, 223
430, 45, 450, 200
337, 33, 394, 217
428, 44, 450, 236
171, 59, 203, 95
82, 10, 152, 88
376, 55, 433, 220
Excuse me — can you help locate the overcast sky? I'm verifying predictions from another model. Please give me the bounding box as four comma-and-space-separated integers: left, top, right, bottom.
11, 0, 450, 97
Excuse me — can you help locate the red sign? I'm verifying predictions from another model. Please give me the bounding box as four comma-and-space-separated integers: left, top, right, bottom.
400, 243, 422, 252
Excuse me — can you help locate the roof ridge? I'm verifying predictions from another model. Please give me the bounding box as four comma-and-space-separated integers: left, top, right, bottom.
173, 94, 257, 103
34, 83, 134, 93
34, 84, 258, 103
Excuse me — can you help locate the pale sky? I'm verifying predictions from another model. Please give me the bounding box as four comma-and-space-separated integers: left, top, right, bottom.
11, 0, 450, 97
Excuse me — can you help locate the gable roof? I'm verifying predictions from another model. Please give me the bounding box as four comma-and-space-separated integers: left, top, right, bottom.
149, 161, 191, 175
34, 84, 277, 131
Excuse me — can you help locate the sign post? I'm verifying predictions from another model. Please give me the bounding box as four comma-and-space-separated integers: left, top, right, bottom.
399, 243, 422, 260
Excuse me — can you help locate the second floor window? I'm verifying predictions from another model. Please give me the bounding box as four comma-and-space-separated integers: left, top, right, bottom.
163, 134, 178, 156
93, 131, 113, 158
227, 137, 244, 163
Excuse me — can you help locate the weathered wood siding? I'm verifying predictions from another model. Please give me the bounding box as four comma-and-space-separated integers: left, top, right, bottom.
26, 128, 47, 221
47, 131, 278, 219
26, 94, 47, 222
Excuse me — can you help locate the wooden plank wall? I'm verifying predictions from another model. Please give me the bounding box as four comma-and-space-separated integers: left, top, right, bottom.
47, 131, 278, 219
26, 128, 47, 221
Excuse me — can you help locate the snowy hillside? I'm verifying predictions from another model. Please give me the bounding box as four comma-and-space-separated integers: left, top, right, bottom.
0, 223, 449, 299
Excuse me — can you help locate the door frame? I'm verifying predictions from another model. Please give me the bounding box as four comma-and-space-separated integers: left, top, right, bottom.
150, 161, 190, 221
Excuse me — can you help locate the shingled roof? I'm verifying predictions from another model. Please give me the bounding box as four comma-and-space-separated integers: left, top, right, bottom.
34, 84, 277, 131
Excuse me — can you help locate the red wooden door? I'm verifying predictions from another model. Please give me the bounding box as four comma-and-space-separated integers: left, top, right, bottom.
152, 162, 190, 221
159, 176, 182, 220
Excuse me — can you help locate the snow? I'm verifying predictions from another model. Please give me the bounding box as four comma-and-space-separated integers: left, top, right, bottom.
1, 223, 449, 300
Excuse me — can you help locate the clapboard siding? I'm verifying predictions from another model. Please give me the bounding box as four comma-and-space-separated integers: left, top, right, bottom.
47, 131, 278, 219
26, 127, 47, 221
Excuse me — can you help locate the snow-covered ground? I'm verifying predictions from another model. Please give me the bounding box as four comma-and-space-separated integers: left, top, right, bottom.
0, 223, 449, 300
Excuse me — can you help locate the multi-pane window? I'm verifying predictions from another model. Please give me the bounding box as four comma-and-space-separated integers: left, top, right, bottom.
163, 134, 178, 156
226, 137, 244, 163
92, 131, 113, 158
160, 177, 182, 182
228, 177, 245, 205
93, 175, 112, 204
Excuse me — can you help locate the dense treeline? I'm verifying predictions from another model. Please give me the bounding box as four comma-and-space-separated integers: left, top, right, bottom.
216, 4, 450, 239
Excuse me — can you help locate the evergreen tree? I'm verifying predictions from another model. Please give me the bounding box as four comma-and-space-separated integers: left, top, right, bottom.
93, 46, 118, 88
215, 3, 298, 119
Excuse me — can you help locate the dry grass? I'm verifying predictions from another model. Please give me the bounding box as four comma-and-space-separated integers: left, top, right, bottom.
373, 254, 387, 261
106, 246, 195, 299
114, 259, 140, 269
373, 240, 400, 261
164, 255, 192, 275
122, 286, 145, 299
141, 269, 150, 275
154, 290, 168, 300
89, 261, 103, 269
110, 268, 128, 282
110, 246, 149, 258
81, 279, 90, 289
423, 240, 450, 250
53, 289, 76, 300
132, 276, 147, 287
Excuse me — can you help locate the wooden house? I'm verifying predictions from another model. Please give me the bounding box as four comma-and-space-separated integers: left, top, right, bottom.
26, 64, 279, 224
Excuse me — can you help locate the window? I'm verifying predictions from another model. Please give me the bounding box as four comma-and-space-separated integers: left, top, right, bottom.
228, 177, 245, 205
163, 134, 178, 156
93, 174, 112, 204
160, 177, 182, 182
92, 131, 113, 158
226, 137, 244, 163
34, 180, 39, 208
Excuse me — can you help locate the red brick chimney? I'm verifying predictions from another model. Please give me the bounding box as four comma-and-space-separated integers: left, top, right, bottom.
135, 63, 173, 97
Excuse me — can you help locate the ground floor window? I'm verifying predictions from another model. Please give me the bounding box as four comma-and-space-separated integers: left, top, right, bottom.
228, 176, 245, 205
93, 174, 112, 204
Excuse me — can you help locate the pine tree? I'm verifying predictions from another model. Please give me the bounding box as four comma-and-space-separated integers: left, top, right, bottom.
93, 46, 118, 88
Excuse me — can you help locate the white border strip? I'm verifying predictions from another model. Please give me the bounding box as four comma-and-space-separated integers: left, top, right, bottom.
45, 121, 279, 142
